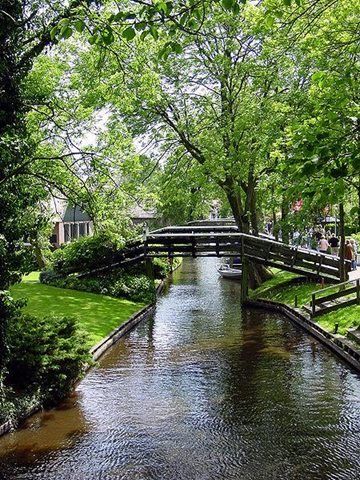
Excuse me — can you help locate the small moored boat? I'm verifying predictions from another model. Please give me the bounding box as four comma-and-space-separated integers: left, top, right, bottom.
218, 264, 242, 279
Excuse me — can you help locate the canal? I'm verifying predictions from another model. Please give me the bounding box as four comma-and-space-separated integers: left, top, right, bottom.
1, 258, 360, 479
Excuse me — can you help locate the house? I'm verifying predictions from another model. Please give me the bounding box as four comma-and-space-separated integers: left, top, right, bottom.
50, 198, 94, 248
129, 205, 158, 228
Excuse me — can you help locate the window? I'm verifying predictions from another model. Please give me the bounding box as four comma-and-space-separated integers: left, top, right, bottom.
64, 224, 70, 242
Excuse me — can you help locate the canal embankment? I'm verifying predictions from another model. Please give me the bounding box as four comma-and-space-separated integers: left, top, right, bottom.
1, 263, 178, 437
248, 268, 360, 372
1, 258, 360, 479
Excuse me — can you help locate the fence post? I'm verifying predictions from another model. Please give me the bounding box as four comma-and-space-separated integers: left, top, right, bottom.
240, 236, 249, 302
311, 293, 316, 316
357, 279, 360, 305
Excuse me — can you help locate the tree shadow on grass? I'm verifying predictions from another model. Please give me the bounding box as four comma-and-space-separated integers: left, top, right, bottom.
11, 283, 145, 346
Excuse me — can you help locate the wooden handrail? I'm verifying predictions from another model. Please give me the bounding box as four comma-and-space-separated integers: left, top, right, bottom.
311, 278, 355, 295
311, 278, 360, 314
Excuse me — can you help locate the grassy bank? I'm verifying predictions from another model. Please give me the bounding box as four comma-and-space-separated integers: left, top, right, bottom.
250, 269, 360, 336
249, 269, 320, 306
10, 273, 146, 346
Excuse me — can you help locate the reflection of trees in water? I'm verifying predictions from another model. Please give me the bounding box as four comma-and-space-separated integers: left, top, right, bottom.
0, 393, 88, 472
209, 308, 359, 478
1, 258, 360, 479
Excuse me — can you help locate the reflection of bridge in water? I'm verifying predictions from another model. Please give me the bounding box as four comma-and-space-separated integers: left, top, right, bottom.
83, 221, 347, 283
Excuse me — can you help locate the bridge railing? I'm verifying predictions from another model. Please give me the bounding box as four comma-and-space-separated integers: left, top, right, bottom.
145, 230, 347, 280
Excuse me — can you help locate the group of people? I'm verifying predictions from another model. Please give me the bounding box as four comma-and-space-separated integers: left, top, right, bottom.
317, 235, 358, 271
296, 227, 358, 271
264, 222, 359, 271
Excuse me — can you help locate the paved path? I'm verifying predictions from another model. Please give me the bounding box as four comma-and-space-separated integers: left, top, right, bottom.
349, 269, 360, 281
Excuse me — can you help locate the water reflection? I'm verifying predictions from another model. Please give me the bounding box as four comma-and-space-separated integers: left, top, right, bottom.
1, 258, 360, 480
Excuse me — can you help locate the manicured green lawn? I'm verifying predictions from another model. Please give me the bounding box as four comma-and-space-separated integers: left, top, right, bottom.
251, 269, 360, 336
318, 306, 360, 335
10, 273, 146, 346
249, 269, 320, 306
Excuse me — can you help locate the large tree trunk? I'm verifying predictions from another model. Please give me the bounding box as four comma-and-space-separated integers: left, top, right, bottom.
281, 199, 290, 244
225, 179, 273, 290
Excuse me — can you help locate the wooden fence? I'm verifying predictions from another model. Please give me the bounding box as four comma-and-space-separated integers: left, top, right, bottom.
309, 279, 360, 317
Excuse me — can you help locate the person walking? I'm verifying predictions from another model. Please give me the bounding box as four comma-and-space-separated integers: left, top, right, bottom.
350, 239, 358, 270
318, 236, 329, 254
328, 233, 339, 256
345, 240, 353, 272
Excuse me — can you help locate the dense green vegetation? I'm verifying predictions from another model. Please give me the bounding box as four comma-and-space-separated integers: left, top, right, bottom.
0, 291, 90, 425
11, 273, 145, 346
39, 233, 178, 303
1, 0, 359, 426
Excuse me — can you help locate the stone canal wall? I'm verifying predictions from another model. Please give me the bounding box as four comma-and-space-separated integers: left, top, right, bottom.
245, 298, 360, 373
0, 281, 166, 437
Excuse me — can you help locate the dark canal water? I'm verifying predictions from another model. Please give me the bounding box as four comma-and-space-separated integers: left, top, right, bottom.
1, 258, 360, 479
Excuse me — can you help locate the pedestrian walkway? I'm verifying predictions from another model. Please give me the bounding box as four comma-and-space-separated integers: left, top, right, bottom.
349, 269, 360, 281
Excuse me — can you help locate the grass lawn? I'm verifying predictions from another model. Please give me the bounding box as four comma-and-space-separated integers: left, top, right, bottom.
318, 306, 360, 335
251, 269, 360, 336
249, 268, 320, 306
10, 273, 146, 347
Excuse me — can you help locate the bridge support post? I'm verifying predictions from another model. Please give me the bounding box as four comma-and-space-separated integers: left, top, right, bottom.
241, 257, 249, 302
145, 258, 154, 280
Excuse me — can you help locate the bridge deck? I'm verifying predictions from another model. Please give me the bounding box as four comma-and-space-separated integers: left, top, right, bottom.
143, 230, 343, 281
78, 223, 347, 281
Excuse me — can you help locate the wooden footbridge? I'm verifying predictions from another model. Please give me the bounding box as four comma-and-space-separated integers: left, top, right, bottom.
82, 223, 347, 283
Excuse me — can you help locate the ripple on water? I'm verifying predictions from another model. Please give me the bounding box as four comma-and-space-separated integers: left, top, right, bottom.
1, 258, 360, 480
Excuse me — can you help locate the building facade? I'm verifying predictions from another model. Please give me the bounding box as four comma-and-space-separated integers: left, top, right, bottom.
50, 198, 93, 248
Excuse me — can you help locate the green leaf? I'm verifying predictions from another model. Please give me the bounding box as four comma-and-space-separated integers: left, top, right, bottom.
113, 12, 124, 21
149, 25, 159, 40
102, 31, 114, 45
283, 0, 291, 5
74, 20, 85, 33
58, 18, 70, 28
50, 26, 58, 41
140, 30, 149, 41
232, 3, 240, 14
88, 35, 98, 45
156, 1, 169, 14
60, 26, 73, 40
265, 15, 275, 28
122, 26, 136, 41
171, 42, 183, 54
135, 21, 146, 31
222, 0, 234, 10
179, 13, 188, 26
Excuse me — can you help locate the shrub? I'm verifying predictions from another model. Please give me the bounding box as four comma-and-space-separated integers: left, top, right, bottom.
52, 232, 124, 275
109, 273, 155, 303
7, 314, 90, 405
39, 269, 65, 285
40, 268, 156, 304
152, 257, 172, 278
